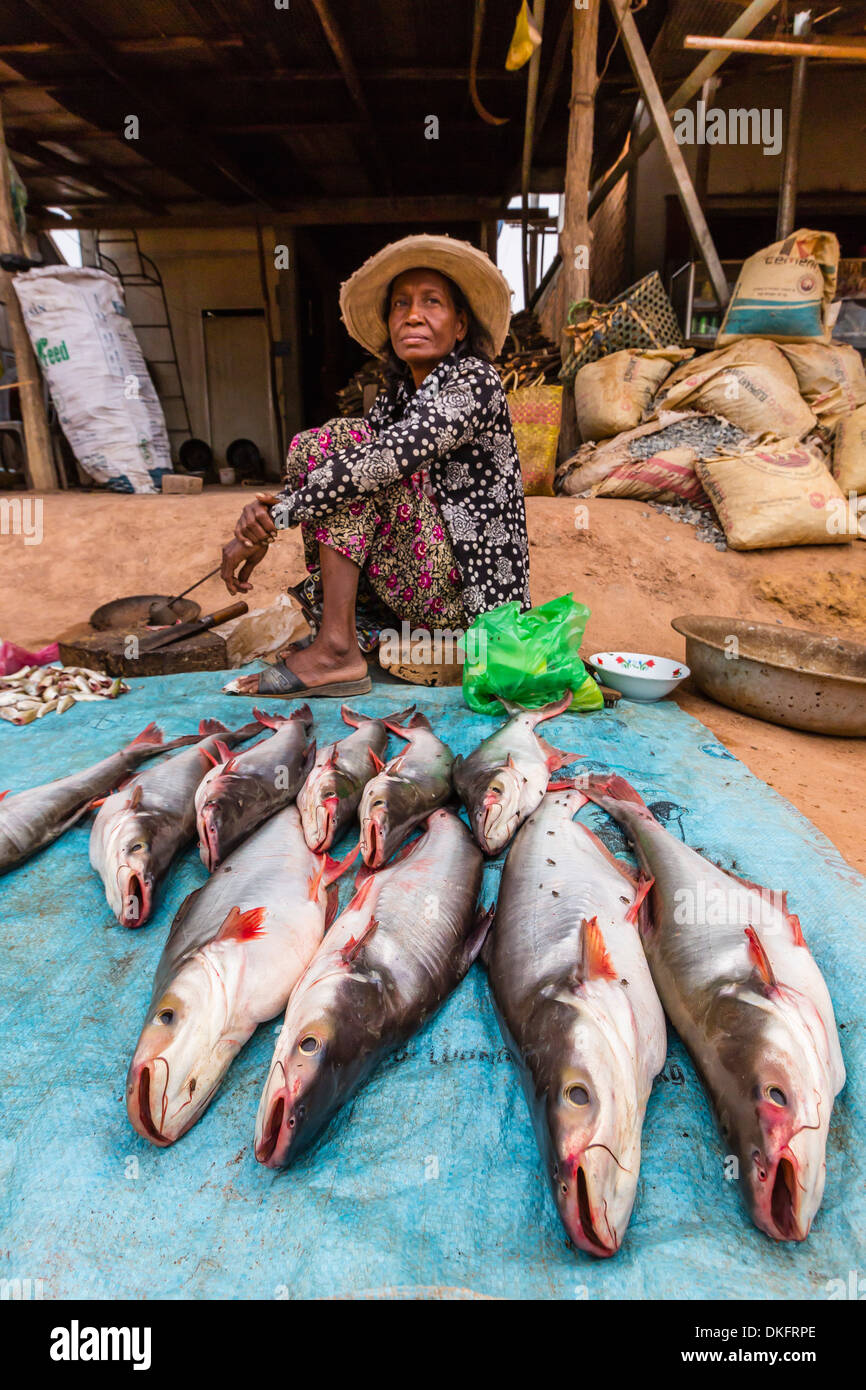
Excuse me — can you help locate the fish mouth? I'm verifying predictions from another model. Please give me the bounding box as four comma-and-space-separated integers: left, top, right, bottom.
199, 808, 221, 872
129, 1064, 170, 1147
120, 871, 151, 928
256, 1093, 287, 1167
572, 1165, 619, 1258
310, 797, 339, 854
768, 1154, 805, 1242
362, 813, 386, 869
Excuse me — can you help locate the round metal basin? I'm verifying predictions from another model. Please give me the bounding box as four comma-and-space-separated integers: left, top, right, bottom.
90, 595, 201, 630
671, 615, 866, 737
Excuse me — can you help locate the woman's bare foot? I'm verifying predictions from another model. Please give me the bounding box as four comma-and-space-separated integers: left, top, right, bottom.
231, 633, 367, 694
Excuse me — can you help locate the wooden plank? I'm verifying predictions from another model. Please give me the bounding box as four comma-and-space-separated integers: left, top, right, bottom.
610, 0, 730, 309
29, 194, 507, 230
558, 1, 600, 317
684, 35, 866, 62
0, 99, 58, 491
310, 0, 392, 193
589, 0, 780, 217
9, 132, 166, 215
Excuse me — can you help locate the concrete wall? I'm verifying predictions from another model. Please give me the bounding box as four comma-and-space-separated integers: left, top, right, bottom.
632, 66, 866, 279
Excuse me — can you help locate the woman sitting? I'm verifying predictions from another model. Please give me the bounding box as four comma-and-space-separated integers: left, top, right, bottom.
221, 234, 530, 698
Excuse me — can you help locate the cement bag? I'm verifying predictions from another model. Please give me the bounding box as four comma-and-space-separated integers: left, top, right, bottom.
593, 447, 705, 504
13, 266, 172, 493
779, 342, 866, 431
574, 346, 693, 442
716, 229, 839, 345
697, 439, 850, 549
832, 403, 866, 494
657, 339, 816, 439
556, 410, 748, 497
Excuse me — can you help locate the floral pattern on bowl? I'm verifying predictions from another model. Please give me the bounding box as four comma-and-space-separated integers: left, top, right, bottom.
587, 651, 689, 703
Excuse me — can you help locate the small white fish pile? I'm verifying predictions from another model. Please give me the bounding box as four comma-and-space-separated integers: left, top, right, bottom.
0, 664, 128, 725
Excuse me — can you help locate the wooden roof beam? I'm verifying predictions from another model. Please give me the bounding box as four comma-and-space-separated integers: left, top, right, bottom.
19, 1, 278, 208
29, 193, 505, 229
310, 0, 393, 193
0, 35, 244, 56
9, 132, 166, 214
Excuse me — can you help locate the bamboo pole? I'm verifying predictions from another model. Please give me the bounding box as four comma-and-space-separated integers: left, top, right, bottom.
684, 35, 866, 62
558, 0, 600, 317
589, 0, 780, 217
0, 99, 58, 490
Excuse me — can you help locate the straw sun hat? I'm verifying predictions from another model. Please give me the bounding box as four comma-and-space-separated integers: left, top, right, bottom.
339, 234, 513, 359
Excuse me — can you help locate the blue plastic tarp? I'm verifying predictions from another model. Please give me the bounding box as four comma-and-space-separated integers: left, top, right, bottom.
1, 670, 862, 1300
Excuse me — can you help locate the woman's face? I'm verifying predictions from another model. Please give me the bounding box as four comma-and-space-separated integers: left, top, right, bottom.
388, 268, 468, 380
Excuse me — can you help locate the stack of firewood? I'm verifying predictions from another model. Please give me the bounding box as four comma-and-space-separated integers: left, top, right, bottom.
336, 358, 388, 416
495, 310, 561, 390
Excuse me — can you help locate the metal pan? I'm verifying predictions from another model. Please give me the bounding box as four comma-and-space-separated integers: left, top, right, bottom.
90, 595, 201, 631
671, 615, 866, 737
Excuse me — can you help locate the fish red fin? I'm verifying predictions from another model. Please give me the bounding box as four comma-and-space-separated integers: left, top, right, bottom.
582, 773, 653, 814
505, 754, 516, 769
579, 916, 618, 982
126, 722, 164, 749
745, 926, 777, 988
199, 718, 228, 737
388, 751, 407, 774
536, 736, 582, 772
787, 911, 807, 949
213, 739, 235, 767
347, 870, 378, 913
128, 784, 143, 810
322, 841, 360, 886
369, 749, 385, 773
341, 704, 363, 729
252, 705, 288, 730
0, 790, 8, 801
324, 883, 340, 931
625, 874, 655, 925
383, 708, 428, 738
340, 917, 378, 964
200, 746, 220, 767
88, 796, 107, 809
216, 905, 267, 942
307, 859, 326, 901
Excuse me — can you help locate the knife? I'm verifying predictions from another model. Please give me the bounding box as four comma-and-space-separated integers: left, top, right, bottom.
140, 602, 249, 653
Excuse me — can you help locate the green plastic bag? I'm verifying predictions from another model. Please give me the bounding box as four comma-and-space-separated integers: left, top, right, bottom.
460, 594, 604, 715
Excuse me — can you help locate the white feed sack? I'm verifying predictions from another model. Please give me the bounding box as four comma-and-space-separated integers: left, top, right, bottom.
13, 266, 173, 493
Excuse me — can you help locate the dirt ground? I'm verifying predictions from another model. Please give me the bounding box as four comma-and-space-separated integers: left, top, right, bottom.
2, 487, 864, 870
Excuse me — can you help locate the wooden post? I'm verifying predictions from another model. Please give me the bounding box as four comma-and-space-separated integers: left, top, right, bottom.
558, 0, 600, 326
0, 99, 58, 490
520, 0, 545, 305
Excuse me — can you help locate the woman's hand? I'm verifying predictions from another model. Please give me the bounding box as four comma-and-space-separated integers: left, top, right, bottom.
235, 493, 280, 548
220, 538, 268, 595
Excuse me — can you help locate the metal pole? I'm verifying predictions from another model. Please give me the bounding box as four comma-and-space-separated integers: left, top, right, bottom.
777, 11, 812, 240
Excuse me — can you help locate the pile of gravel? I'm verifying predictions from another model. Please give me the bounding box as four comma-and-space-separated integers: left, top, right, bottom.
646, 500, 728, 550
624, 412, 748, 462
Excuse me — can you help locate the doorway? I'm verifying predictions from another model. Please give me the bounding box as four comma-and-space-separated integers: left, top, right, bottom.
202, 308, 273, 470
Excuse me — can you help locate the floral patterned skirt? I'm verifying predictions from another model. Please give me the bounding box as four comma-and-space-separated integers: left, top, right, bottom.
285, 417, 466, 637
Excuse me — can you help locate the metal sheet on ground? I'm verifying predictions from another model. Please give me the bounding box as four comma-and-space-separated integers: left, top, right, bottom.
1, 670, 862, 1300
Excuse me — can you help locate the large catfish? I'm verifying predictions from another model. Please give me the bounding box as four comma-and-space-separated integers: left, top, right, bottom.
358, 710, 454, 868
0, 723, 195, 875
453, 692, 580, 855
297, 703, 414, 853
90, 718, 260, 927
487, 786, 666, 1257
195, 705, 314, 870
126, 805, 355, 1145
255, 808, 489, 1167
583, 772, 846, 1243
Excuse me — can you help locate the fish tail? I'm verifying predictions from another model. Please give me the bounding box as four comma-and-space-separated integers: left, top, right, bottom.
226, 719, 267, 745
252, 704, 313, 730
126, 721, 164, 749
504, 689, 574, 725
383, 707, 427, 737
199, 717, 229, 736
582, 773, 655, 818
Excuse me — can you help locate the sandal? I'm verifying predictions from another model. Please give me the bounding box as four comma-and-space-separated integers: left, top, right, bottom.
223, 659, 371, 700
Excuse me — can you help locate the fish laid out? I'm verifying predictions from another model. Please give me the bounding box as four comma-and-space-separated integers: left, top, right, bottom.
0, 723, 196, 876
195, 705, 314, 871
358, 710, 454, 868
90, 718, 260, 928
486, 786, 665, 1257
584, 773, 846, 1243
255, 808, 489, 1167
297, 703, 413, 853
453, 693, 580, 855
127, 805, 356, 1146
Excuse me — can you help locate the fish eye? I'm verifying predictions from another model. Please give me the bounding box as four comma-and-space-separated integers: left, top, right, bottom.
155, 1009, 174, 1025
128, 843, 145, 853
766, 1085, 787, 1107
565, 1083, 590, 1107
299, 1035, 321, 1055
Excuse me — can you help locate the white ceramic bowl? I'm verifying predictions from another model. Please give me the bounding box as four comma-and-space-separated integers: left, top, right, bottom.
586, 651, 689, 702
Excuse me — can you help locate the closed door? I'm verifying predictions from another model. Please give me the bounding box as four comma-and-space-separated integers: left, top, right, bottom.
203, 310, 271, 467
